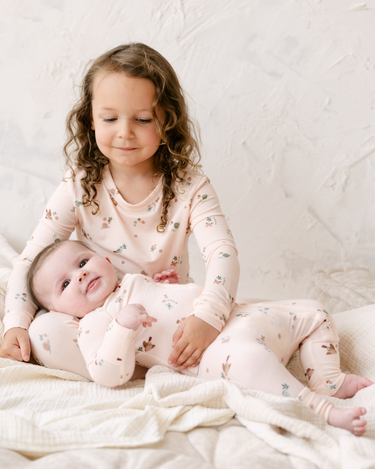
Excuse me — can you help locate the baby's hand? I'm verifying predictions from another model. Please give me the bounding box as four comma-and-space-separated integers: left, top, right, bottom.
117, 304, 157, 330
153, 269, 181, 284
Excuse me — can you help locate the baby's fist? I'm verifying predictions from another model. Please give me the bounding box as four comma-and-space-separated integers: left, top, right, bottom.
117, 303, 157, 330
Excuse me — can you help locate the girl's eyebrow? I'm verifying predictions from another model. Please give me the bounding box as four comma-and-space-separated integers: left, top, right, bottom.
97, 106, 152, 112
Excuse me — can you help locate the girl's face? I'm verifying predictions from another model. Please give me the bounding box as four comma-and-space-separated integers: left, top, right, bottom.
91, 72, 162, 173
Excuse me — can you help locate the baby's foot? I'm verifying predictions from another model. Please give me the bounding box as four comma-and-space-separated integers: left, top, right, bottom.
332, 374, 373, 399
328, 407, 367, 436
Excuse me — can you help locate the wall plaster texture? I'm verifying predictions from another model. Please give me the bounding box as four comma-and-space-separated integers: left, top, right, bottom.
0, 0, 374, 300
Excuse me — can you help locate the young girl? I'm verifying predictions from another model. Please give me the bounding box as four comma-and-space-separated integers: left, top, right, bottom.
28, 240, 372, 437
0, 43, 240, 378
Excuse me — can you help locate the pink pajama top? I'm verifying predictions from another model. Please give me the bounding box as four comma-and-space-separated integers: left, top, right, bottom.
4, 165, 240, 335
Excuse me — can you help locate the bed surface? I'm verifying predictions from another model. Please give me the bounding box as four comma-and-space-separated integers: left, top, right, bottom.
1, 233, 375, 469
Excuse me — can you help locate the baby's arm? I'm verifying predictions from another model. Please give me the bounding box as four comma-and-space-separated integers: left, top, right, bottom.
78, 305, 156, 387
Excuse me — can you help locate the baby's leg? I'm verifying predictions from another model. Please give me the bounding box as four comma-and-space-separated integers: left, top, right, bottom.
298, 301, 373, 397
196, 305, 368, 435
29, 311, 91, 379
197, 313, 333, 419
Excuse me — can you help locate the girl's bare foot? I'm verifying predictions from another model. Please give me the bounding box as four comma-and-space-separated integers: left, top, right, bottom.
328, 407, 367, 436
332, 374, 373, 399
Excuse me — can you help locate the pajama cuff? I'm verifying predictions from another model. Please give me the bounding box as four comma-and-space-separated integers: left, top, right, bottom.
99, 319, 136, 365
3, 311, 33, 335
298, 387, 333, 422
188, 310, 223, 332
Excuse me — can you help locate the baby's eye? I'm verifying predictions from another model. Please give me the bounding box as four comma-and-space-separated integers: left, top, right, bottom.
79, 260, 88, 268
137, 119, 152, 124
62, 280, 70, 290
103, 118, 117, 122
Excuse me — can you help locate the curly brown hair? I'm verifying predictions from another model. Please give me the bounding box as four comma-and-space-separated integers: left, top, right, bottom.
64, 43, 201, 232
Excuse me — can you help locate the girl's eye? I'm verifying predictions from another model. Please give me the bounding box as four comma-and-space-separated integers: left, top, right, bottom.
137, 119, 152, 124
103, 118, 117, 122
79, 260, 88, 268
63, 280, 70, 290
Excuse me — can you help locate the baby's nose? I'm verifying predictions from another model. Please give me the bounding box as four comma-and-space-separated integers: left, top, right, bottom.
78, 272, 87, 283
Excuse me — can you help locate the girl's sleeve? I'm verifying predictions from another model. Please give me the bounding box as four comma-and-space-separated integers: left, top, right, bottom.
77, 310, 136, 388
3, 173, 78, 334
189, 178, 240, 332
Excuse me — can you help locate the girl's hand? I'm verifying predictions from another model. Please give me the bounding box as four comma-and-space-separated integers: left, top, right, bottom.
0, 327, 31, 362
153, 269, 181, 284
116, 303, 157, 330
167, 316, 219, 370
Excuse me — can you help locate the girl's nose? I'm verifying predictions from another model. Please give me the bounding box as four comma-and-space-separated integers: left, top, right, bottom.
118, 120, 135, 139
78, 272, 87, 283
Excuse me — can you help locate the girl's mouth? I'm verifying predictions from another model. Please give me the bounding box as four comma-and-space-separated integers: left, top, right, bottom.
86, 278, 100, 293
115, 147, 137, 151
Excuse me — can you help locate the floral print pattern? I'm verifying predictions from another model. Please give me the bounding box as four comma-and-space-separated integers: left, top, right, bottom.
101, 217, 113, 229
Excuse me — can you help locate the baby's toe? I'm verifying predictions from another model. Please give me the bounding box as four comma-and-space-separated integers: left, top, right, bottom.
353, 418, 367, 428
353, 426, 366, 436
353, 407, 366, 418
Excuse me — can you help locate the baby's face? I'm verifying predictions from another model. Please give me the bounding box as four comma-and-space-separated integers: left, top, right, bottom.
34, 243, 118, 317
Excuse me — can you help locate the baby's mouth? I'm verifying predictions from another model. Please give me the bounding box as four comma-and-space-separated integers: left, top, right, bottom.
86, 277, 100, 293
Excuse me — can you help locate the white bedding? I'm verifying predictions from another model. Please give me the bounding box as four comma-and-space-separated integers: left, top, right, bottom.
1, 235, 375, 469
305, 267, 375, 314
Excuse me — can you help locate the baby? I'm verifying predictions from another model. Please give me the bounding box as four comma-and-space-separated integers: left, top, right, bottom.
28, 240, 373, 436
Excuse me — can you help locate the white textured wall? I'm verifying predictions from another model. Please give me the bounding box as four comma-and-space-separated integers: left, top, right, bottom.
0, 0, 374, 299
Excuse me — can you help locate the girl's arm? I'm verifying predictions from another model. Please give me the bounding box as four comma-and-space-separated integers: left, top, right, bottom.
0, 172, 77, 360
168, 178, 240, 369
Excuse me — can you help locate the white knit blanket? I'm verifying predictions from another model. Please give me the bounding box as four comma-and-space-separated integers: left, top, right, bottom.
1, 234, 375, 469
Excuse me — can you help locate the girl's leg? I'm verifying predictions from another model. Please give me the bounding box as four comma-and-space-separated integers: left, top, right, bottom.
29, 311, 91, 379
